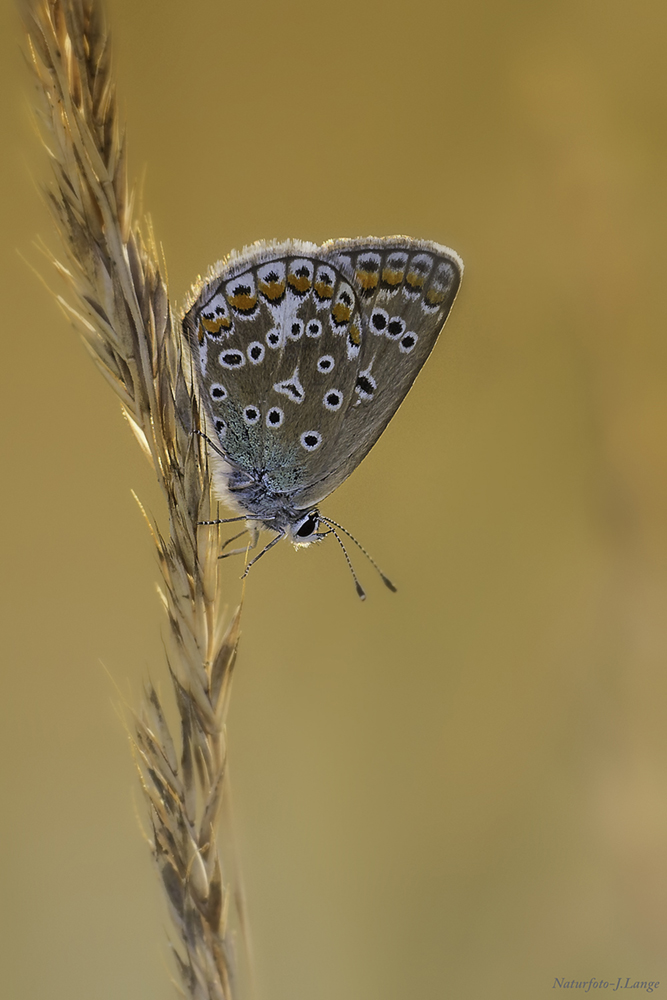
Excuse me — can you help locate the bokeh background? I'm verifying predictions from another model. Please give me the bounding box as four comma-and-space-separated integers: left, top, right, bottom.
2, 1, 667, 997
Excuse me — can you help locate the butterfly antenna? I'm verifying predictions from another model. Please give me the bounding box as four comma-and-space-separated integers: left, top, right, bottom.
325, 525, 366, 601
192, 427, 226, 459
320, 516, 397, 593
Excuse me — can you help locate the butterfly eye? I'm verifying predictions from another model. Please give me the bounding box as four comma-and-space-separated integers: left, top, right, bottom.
243, 406, 261, 426
385, 317, 406, 341
323, 390, 343, 412
210, 383, 227, 401
399, 333, 418, 354
247, 341, 265, 364
266, 407, 284, 428
300, 430, 322, 452
295, 512, 319, 538
316, 355, 335, 373
306, 320, 322, 338
219, 349, 245, 368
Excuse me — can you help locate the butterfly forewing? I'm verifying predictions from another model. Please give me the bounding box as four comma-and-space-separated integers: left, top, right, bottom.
299, 238, 462, 505
182, 237, 462, 508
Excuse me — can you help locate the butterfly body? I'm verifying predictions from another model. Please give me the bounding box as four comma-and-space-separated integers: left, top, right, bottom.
182, 236, 463, 559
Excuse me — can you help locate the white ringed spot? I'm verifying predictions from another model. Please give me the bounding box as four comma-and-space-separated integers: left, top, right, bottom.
399, 332, 418, 354
316, 355, 335, 373
370, 308, 389, 334
385, 317, 406, 341
247, 341, 265, 365
219, 349, 245, 369
288, 319, 304, 341
266, 407, 284, 428
300, 430, 322, 452
209, 383, 227, 401
355, 370, 376, 400
243, 405, 261, 426
323, 389, 343, 412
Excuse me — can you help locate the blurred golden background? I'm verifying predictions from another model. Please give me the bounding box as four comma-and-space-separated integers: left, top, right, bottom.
2, 0, 667, 997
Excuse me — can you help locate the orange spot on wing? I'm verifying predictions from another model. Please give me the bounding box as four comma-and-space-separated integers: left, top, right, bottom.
314, 280, 334, 300
201, 313, 232, 334
259, 278, 286, 301
425, 287, 447, 306
382, 267, 403, 286
356, 269, 379, 291
349, 316, 362, 345
228, 292, 257, 312
288, 273, 312, 293
406, 270, 426, 289
332, 302, 352, 324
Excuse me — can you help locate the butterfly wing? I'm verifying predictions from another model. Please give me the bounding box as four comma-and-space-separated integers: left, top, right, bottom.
182, 240, 368, 493
296, 237, 463, 507
181, 237, 462, 508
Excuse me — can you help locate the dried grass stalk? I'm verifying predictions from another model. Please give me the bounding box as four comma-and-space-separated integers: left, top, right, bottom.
21, 1, 243, 996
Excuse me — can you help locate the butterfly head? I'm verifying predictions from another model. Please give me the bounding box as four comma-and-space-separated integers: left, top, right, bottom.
287, 509, 323, 547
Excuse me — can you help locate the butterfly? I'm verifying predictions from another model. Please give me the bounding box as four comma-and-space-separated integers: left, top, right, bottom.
182, 236, 463, 596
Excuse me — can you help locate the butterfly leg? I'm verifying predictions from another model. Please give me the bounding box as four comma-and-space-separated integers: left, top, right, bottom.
240, 530, 285, 579
219, 523, 261, 560
218, 528, 249, 559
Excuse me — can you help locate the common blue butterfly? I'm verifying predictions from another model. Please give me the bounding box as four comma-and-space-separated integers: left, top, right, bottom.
183, 237, 463, 595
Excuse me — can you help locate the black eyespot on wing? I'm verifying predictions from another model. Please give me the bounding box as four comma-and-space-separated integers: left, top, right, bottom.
386, 318, 405, 340
371, 309, 388, 332
355, 373, 376, 401
243, 405, 260, 425
247, 341, 266, 364
219, 350, 245, 368
266, 406, 284, 427
323, 389, 343, 411
300, 431, 322, 451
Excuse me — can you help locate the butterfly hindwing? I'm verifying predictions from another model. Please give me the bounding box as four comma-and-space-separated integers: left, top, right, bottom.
182, 242, 365, 491
182, 237, 462, 505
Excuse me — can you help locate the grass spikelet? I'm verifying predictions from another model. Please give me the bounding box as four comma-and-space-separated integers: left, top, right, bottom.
20, 1, 243, 996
